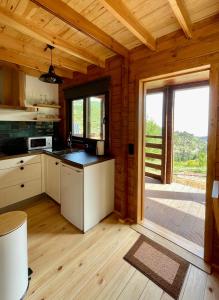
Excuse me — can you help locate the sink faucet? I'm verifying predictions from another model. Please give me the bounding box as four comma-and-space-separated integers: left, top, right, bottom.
67, 132, 72, 151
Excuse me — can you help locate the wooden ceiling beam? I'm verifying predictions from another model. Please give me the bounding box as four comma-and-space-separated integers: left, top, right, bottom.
99, 0, 156, 50
30, 0, 129, 58
0, 6, 105, 68
0, 48, 73, 79
0, 32, 87, 74
168, 0, 193, 38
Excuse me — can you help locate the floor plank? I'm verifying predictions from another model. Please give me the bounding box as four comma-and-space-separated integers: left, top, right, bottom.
117, 270, 149, 300
15, 197, 218, 300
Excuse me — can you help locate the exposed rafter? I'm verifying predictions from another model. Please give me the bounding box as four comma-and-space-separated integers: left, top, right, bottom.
0, 6, 105, 68
0, 32, 87, 74
99, 0, 156, 50
0, 48, 73, 79
30, 0, 129, 58
168, 0, 193, 38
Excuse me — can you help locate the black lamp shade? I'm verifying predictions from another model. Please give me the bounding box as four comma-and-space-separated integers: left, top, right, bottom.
39, 65, 63, 84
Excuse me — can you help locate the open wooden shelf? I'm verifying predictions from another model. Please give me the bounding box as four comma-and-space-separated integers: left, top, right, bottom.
32, 118, 61, 122
0, 104, 26, 111
33, 103, 61, 109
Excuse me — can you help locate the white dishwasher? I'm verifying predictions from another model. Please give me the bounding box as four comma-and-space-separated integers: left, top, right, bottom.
60, 163, 84, 231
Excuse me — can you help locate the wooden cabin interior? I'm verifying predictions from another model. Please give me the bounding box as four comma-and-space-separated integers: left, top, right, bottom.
1, 0, 219, 299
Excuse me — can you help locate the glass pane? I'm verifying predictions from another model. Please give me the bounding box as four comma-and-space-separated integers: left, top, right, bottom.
145, 92, 163, 136
86, 95, 105, 140
173, 86, 209, 188
72, 99, 83, 137
145, 92, 164, 175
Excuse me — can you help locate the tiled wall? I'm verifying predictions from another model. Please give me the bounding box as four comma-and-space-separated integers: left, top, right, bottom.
0, 121, 59, 151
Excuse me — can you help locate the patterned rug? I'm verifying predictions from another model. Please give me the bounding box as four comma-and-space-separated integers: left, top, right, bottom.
124, 235, 190, 299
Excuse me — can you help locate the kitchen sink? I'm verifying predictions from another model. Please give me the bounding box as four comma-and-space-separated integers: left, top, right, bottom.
52, 149, 81, 156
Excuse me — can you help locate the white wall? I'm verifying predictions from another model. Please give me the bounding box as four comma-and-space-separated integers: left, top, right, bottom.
25, 75, 59, 105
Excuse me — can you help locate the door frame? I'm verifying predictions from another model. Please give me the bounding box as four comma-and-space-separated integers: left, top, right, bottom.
136, 66, 217, 263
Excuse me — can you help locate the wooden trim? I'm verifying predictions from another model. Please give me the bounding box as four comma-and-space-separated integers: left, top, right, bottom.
136, 80, 145, 223
212, 181, 219, 235
145, 135, 163, 139
165, 87, 174, 184
99, 0, 155, 50
145, 153, 163, 160
162, 88, 168, 184
204, 64, 219, 263
144, 66, 211, 85
30, 0, 129, 58
145, 162, 162, 170
0, 6, 104, 68
167, 0, 193, 38
145, 143, 162, 149
145, 172, 161, 180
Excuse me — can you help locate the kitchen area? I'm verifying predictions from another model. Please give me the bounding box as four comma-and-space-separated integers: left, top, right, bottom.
0, 62, 115, 233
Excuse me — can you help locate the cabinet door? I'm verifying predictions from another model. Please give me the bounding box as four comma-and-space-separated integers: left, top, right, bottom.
84, 160, 115, 232
60, 164, 83, 231
45, 156, 60, 203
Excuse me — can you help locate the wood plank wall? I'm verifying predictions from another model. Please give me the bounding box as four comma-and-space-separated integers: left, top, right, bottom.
59, 56, 128, 217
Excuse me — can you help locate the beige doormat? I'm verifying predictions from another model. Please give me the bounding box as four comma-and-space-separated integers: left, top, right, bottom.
124, 235, 189, 299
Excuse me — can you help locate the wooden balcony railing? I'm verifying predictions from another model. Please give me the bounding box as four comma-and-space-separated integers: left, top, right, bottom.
145, 135, 165, 182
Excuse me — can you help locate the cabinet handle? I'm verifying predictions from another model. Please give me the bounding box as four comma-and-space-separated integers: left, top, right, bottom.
20, 166, 24, 170
55, 162, 59, 165
21, 184, 24, 188
20, 160, 24, 163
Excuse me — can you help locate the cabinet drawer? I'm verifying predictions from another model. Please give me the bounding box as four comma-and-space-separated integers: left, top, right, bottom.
0, 155, 41, 170
0, 163, 41, 189
0, 179, 42, 209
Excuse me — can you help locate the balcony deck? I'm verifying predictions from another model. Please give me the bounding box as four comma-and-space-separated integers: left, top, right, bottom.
144, 177, 205, 257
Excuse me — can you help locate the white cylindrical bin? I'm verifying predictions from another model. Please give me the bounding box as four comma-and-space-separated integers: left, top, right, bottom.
0, 211, 28, 300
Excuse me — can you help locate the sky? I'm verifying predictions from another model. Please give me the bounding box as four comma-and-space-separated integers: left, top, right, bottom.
145, 86, 209, 137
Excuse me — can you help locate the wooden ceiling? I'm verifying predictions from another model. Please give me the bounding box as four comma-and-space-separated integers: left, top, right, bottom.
0, 0, 218, 78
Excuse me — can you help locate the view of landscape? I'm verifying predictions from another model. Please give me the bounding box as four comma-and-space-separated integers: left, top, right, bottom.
72, 95, 104, 139
145, 86, 209, 189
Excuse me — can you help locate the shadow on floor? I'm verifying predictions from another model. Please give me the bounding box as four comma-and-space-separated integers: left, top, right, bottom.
145, 197, 205, 246
145, 189, 206, 204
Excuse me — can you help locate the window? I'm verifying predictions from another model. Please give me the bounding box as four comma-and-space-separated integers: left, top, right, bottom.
72, 99, 83, 137
70, 94, 107, 140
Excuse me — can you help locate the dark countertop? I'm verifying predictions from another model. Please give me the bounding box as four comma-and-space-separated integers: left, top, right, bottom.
0, 149, 114, 168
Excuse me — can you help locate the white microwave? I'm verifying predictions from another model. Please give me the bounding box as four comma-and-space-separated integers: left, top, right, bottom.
28, 136, 52, 151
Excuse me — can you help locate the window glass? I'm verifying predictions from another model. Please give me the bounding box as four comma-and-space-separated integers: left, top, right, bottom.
86, 95, 105, 140
72, 99, 84, 137
145, 92, 164, 136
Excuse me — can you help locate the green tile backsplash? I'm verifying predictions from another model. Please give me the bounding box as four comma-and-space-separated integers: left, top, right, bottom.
0, 121, 59, 150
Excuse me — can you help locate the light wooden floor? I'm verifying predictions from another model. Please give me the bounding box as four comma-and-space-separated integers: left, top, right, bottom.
24, 197, 219, 300
144, 177, 205, 257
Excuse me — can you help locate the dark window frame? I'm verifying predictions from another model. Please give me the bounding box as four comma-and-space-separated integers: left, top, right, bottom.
69, 91, 109, 144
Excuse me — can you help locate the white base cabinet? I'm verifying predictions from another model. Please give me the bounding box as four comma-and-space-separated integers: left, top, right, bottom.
0, 154, 42, 209
0, 153, 115, 233
45, 155, 61, 204
61, 164, 83, 230
61, 159, 115, 232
